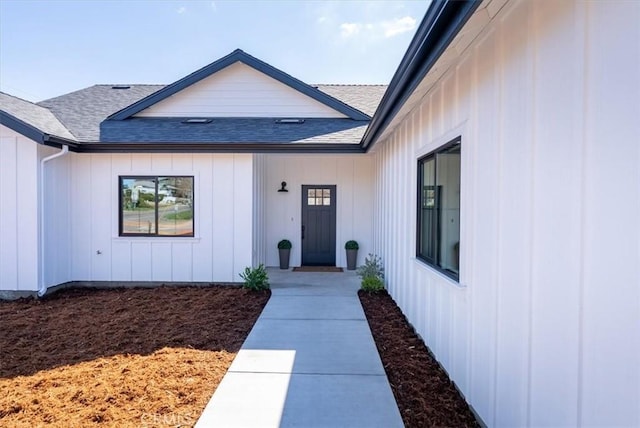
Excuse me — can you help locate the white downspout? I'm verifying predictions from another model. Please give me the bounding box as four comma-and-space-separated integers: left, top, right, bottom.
38, 145, 69, 297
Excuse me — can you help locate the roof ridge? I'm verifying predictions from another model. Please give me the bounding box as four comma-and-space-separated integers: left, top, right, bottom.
37, 86, 98, 104
37, 84, 164, 105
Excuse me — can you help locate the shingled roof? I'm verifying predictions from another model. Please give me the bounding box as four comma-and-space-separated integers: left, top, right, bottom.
38, 85, 164, 142
35, 83, 386, 145
100, 117, 368, 145
1, 50, 388, 151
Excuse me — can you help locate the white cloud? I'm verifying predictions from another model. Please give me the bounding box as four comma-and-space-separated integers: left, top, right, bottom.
337, 15, 417, 41
210, 1, 217, 12
177, 6, 186, 14
381, 16, 416, 38
317, 16, 327, 24
340, 22, 362, 38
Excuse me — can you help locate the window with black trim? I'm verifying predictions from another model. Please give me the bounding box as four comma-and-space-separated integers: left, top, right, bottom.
417, 138, 461, 280
119, 176, 194, 237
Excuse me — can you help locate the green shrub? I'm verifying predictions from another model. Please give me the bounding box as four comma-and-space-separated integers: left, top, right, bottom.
357, 253, 385, 292
361, 276, 384, 293
278, 239, 292, 249
345, 240, 359, 250
356, 253, 384, 280
239, 264, 270, 291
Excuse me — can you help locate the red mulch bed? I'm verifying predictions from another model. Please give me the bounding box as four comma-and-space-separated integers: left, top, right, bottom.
359, 290, 480, 428
0, 286, 269, 427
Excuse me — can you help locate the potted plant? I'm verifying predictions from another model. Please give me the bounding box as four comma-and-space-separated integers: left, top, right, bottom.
345, 240, 359, 270
278, 239, 292, 269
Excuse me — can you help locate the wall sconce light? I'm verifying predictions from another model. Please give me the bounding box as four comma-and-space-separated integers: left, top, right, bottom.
278, 181, 288, 192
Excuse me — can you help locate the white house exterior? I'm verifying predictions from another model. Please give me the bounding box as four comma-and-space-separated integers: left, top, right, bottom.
1, 48, 382, 297
1, 0, 638, 426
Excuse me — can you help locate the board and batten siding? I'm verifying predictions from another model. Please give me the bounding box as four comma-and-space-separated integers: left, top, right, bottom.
260, 154, 374, 268
252, 154, 267, 266
42, 145, 72, 288
0, 125, 40, 292
372, 1, 639, 426
65, 153, 253, 284
135, 62, 347, 118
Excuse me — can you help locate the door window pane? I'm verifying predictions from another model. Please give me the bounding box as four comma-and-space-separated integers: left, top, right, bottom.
306, 187, 333, 206
323, 189, 331, 205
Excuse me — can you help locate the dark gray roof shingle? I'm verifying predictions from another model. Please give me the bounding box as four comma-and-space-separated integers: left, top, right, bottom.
0, 91, 75, 139
100, 118, 368, 144
38, 85, 164, 141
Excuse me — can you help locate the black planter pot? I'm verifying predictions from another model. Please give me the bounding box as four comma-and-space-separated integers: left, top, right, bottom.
346, 249, 358, 270
279, 248, 291, 269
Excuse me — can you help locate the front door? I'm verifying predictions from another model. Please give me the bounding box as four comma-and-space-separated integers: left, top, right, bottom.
301, 185, 336, 266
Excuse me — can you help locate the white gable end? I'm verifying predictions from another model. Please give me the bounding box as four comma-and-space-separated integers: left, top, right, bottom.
135, 62, 348, 118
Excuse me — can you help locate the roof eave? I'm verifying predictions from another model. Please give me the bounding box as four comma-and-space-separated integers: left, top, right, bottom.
361, 0, 481, 151
75, 142, 365, 154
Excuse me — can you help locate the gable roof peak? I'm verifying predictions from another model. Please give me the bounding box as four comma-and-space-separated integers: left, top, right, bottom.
107, 49, 371, 121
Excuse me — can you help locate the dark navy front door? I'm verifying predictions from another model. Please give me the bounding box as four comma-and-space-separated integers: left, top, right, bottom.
301, 185, 336, 266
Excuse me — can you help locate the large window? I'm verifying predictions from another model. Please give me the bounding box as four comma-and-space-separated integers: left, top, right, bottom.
119, 176, 194, 237
417, 139, 461, 280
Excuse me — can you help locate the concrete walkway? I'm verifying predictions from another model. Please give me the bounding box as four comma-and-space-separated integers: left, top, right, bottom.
196, 268, 403, 428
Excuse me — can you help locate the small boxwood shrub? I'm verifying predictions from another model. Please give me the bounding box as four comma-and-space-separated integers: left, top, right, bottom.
277, 239, 292, 249
239, 264, 270, 291
345, 240, 359, 250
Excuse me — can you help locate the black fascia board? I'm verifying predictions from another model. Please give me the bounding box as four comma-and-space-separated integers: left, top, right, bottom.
107, 49, 371, 121
75, 142, 365, 154
361, 0, 481, 151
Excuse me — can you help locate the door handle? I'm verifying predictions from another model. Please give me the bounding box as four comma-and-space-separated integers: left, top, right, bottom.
301, 225, 305, 239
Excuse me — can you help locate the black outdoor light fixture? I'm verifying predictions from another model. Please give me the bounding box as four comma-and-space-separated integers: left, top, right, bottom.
278, 181, 288, 192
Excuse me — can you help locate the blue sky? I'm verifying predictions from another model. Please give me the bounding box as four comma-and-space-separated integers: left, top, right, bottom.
0, 0, 429, 102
